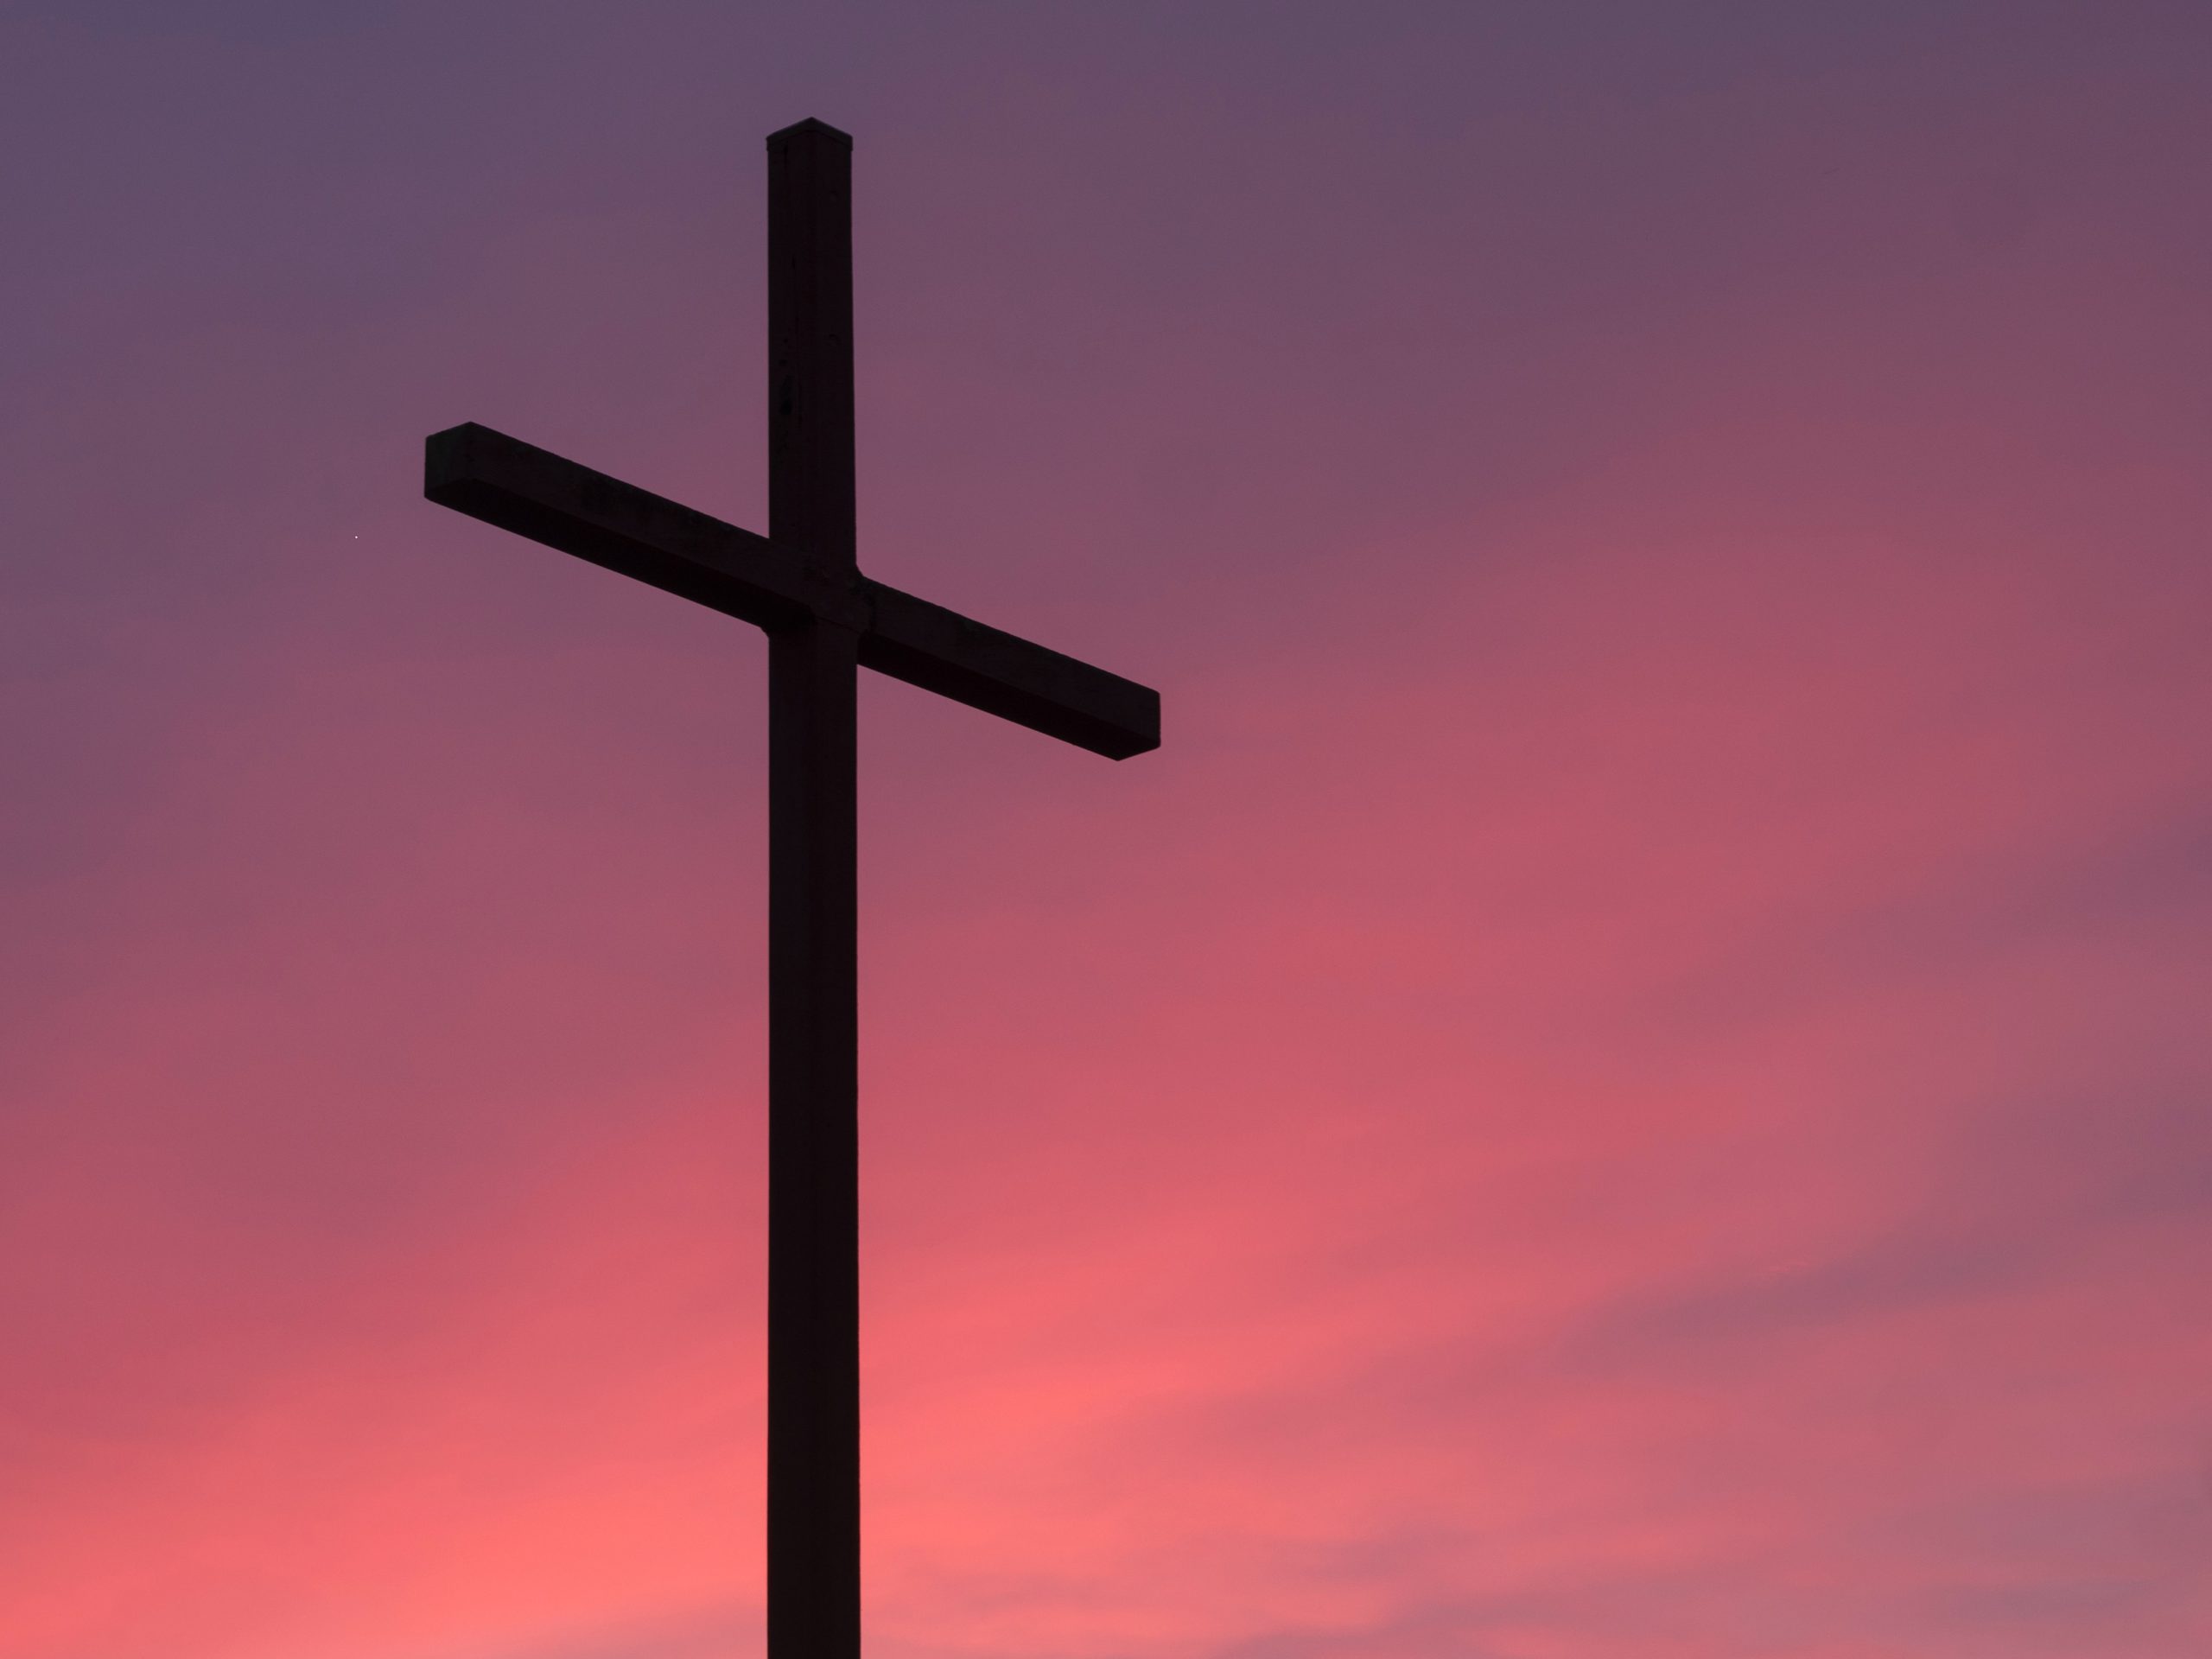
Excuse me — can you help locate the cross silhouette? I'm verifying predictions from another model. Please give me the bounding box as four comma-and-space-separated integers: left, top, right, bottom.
423, 118, 1159, 1659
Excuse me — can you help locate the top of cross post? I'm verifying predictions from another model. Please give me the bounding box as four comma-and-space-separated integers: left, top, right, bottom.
767, 118, 853, 149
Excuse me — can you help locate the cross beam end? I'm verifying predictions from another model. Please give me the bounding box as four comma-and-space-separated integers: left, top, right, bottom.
861, 582, 1160, 760
424, 423, 855, 632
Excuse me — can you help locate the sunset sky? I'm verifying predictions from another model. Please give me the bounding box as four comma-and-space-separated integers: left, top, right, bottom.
3, 5, 2209, 1657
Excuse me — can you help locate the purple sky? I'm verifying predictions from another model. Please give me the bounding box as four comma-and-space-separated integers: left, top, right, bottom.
3, 5, 2209, 1657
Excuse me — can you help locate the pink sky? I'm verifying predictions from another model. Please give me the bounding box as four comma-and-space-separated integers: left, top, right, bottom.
3, 5, 2209, 1656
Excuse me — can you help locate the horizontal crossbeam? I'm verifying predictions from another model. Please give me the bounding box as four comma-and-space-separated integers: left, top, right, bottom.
426, 423, 1160, 759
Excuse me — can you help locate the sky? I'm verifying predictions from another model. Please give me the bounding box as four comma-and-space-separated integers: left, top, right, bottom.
2, 3, 2209, 1656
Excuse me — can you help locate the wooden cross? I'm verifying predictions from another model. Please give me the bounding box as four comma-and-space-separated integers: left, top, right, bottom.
422, 118, 1159, 1658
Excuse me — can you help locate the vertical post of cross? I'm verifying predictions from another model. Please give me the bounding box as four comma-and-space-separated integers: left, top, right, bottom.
765, 117, 861, 1659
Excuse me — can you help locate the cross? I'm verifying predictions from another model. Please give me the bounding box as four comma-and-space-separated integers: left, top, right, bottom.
421, 118, 1159, 1658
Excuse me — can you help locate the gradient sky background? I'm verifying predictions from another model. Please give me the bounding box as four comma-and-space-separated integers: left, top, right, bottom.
3, 4, 2209, 1657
